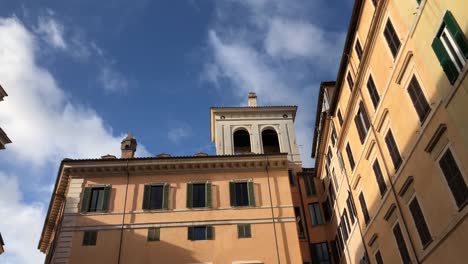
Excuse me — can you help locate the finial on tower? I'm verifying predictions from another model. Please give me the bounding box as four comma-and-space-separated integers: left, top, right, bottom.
121, 132, 137, 158
248, 92, 257, 107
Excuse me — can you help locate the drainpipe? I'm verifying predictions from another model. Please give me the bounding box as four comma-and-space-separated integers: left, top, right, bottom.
117, 160, 130, 264
265, 156, 281, 264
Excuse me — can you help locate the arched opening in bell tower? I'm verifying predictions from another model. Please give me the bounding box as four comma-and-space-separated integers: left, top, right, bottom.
233, 129, 252, 154
262, 129, 281, 154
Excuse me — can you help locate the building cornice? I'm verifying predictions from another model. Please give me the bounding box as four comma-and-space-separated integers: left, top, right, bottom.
0, 128, 12, 149
0, 84, 7, 101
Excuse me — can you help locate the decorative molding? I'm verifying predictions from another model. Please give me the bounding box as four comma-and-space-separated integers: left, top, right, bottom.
396, 51, 414, 84
398, 176, 414, 197
424, 124, 447, 153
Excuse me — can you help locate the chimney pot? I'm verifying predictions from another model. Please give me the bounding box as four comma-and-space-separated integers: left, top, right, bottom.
121, 133, 137, 158
248, 92, 257, 107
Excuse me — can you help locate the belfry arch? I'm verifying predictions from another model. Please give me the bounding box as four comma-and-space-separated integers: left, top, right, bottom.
233, 129, 252, 154
261, 129, 281, 154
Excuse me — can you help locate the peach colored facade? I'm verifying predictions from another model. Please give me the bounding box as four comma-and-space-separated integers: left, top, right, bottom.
312, 0, 468, 263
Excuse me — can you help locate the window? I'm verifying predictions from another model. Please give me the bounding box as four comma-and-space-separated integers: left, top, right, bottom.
355, 39, 363, 61
322, 198, 332, 222
233, 129, 251, 154
393, 223, 412, 264
309, 203, 324, 225
143, 184, 170, 210
375, 250, 384, 264
311, 242, 331, 264
373, 160, 388, 196
359, 192, 371, 225
332, 169, 339, 192
81, 186, 111, 213
230, 181, 255, 207
304, 174, 317, 196
262, 129, 280, 153
147, 227, 160, 241
384, 19, 401, 58
327, 147, 333, 166
385, 130, 402, 170
330, 240, 340, 264
294, 207, 306, 238
438, 149, 468, 208
407, 76, 430, 123
329, 183, 336, 209
340, 210, 350, 241
331, 124, 337, 147
337, 109, 344, 126
237, 224, 252, 238
82, 231, 97, 246
187, 182, 212, 208
409, 197, 432, 247
354, 102, 371, 144
336, 230, 344, 253
346, 143, 356, 170
347, 72, 354, 90
432, 11, 468, 84
346, 192, 357, 225
337, 151, 345, 171
288, 170, 295, 185
188, 226, 213, 241
366, 75, 380, 109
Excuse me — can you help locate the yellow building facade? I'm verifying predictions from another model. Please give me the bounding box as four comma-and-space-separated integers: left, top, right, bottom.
312, 0, 468, 263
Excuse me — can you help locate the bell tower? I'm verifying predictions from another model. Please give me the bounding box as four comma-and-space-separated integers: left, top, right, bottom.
210, 93, 301, 164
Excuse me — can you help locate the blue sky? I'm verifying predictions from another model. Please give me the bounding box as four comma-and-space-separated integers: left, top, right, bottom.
0, 0, 353, 262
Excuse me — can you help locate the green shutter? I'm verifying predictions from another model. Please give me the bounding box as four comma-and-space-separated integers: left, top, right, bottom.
237, 224, 242, 238
206, 226, 214, 240
81, 187, 92, 213
432, 37, 459, 84
444, 11, 468, 58
188, 226, 194, 240
186, 183, 193, 208
248, 181, 255, 207
229, 182, 236, 207
245, 224, 251, 238
101, 186, 112, 212
143, 185, 151, 210
148, 227, 160, 241
206, 182, 212, 208
163, 184, 170, 210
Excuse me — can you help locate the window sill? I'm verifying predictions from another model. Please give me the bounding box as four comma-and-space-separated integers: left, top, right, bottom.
422, 239, 433, 250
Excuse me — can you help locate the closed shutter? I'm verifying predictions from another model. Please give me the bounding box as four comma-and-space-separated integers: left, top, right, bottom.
229, 182, 236, 206
244, 224, 251, 237
444, 11, 468, 58
432, 37, 459, 84
101, 186, 112, 212
148, 227, 160, 241
248, 181, 255, 207
186, 183, 193, 208
355, 115, 365, 143
206, 182, 212, 208
206, 226, 214, 240
163, 184, 170, 209
81, 187, 92, 213
143, 185, 151, 210
188, 226, 194, 240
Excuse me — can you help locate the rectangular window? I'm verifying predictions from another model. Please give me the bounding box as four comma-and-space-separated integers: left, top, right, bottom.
304, 174, 317, 197
354, 102, 371, 144
375, 250, 384, 264
355, 39, 363, 61
143, 184, 170, 210
288, 170, 295, 185
331, 124, 337, 147
188, 226, 213, 241
384, 19, 401, 58
332, 168, 339, 192
330, 240, 340, 263
346, 143, 356, 170
409, 197, 432, 247
186, 182, 212, 208
322, 198, 332, 222
385, 130, 402, 170
393, 223, 412, 264
438, 149, 468, 208
407, 76, 430, 123
329, 183, 336, 209
373, 160, 388, 196
82, 231, 97, 246
337, 151, 345, 171
347, 72, 354, 90
237, 224, 252, 239
359, 192, 371, 225
309, 203, 324, 225
336, 230, 344, 253
230, 181, 255, 207
432, 11, 468, 84
81, 186, 111, 213
337, 109, 344, 126
327, 147, 333, 166
294, 207, 306, 239
311, 242, 331, 264
340, 210, 350, 241
147, 227, 160, 241
346, 192, 357, 225
367, 75, 381, 109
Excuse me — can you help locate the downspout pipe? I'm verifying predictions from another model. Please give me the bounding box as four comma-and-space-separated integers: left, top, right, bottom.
265, 156, 281, 264
117, 160, 130, 264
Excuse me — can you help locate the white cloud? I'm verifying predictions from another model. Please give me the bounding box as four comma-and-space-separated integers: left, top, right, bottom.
168, 122, 192, 143
98, 66, 129, 92
35, 16, 66, 49
0, 173, 45, 264
0, 17, 149, 165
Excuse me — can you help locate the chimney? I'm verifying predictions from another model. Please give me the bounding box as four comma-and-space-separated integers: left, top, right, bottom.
121, 133, 137, 159
248, 92, 257, 107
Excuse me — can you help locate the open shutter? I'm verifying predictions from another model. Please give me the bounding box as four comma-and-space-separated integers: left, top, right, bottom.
248, 181, 256, 207
163, 184, 170, 209
102, 186, 112, 212
206, 226, 214, 240
143, 185, 151, 210
432, 37, 459, 84
229, 182, 236, 207
188, 226, 194, 241
205, 182, 212, 208
186, 183, 193, 208
444, 11, 468, 58
81, 187, 92, 213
